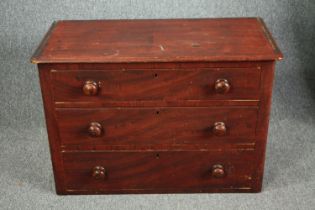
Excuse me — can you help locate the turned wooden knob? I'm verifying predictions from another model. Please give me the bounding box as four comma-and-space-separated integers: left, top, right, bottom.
211, 164, 225, 178
83, 80, 99, 96
92, 166, 106, 179
214, 79, 230, 94
212, 122, 227, 136
88, 122, 103, 137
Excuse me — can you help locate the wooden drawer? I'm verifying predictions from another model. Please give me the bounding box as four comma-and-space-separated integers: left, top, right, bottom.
56, 107, 258, 147
62, 150, 256, 193
50, 67, 261, 102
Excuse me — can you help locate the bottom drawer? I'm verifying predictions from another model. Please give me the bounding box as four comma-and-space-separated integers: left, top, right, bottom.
62, 150, 258, 194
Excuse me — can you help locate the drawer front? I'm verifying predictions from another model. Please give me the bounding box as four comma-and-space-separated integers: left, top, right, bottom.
56, 107, 258, 146
63, 151, 255, 192
51, 68, 261, 102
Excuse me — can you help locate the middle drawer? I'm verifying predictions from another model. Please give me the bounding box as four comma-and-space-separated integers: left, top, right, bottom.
56, 107, 258, 147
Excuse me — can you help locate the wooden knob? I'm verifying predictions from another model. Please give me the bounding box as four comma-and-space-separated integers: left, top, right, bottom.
212, 122, 227, 136
88, 122, 103, 137
92, 166, 106, 179
211, 164, 225, 178
83, 80, 99, 96
214, 79, 230, 94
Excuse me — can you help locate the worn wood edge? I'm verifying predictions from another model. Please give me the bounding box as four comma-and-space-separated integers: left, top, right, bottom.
44, 61, 263, 69
55, 105, 259, 110
60, 147, 256, 153
56, 17, 259, 23
50, 66, 261, 71
59, 187, 257, 195
30, 56, 282, 64
54, 101, 260, 108
31, 21, 59, 64
38, 66, 66, 193
60, 148, 255, 153
257, 17, 283, 61
253, 61, 275, 192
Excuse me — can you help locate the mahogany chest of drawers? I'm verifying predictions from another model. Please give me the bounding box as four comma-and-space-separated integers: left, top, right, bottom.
31, 18, 282, 194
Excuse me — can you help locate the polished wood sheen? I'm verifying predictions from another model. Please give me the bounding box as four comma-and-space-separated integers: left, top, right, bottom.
211, 164, 226, 178
92, 166, 106, 180
55, 107, 258, 147
214, 79, 231, 94
212, 122, 227, 136
62, 150, 256, 193
50, 67, 261, 102
31, 18, 282, 64
87, 122, 103, 137
31, 18, 282, 194
82, 80, 99, 96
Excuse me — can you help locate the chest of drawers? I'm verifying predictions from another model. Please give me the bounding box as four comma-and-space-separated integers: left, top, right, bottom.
31, 18, 282, 194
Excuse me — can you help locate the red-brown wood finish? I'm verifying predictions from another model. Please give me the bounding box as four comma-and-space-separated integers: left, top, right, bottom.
31, 18, 282, 64
56, 107, 258, 146
38, 67, 65, 194
32, 18, 282, 195
50, 67, 261, 102
62, 150, 256, 194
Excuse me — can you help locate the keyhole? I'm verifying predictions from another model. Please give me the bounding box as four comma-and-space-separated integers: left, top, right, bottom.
154, 73, 158, 78
156, 153, 160, 159
156, 111, 160, 115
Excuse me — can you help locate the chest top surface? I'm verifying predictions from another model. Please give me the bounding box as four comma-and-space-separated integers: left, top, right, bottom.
31, 18, 282, 64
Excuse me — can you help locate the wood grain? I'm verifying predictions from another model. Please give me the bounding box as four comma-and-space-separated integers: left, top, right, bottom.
56, 107, 258, 147
38, 64, 65, 194
62, 150, 256, 193
50, 67, 261, 102
32, 18, 283, 194
31, 18, 282, 64
251, 61, 276, 192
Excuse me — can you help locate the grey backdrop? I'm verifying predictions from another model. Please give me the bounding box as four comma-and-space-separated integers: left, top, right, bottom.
0, 0, 314, 209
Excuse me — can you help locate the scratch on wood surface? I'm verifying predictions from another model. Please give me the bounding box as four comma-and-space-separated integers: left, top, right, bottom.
159, 45, 165, 51
103, 50, 120, 56
113, 50, 120, 56
191, 43, 201, 47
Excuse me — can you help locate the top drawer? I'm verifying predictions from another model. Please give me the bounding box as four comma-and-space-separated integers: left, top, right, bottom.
50, 67, 261, 103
